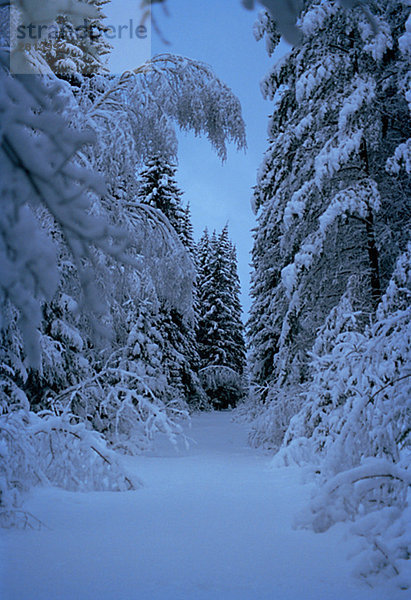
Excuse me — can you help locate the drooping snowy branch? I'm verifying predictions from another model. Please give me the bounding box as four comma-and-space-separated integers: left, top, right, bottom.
74, 53, 246, 194
0, 57, 134, 364
0, 403, 140, 528
245, 0, 377, 45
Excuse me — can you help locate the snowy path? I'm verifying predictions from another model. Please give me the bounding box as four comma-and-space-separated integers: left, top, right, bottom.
1, 412, 401, 600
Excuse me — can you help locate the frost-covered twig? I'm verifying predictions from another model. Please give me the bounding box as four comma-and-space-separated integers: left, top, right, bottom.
366, 374, 411, 406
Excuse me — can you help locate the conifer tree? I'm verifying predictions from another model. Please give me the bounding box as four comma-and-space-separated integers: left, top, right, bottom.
137, 154, 205, 406
39, 0, 111, 81
81, 0, 112, 76
180, 203, 196, 260
197, 226, 246, 408
137, 154, 186, 237
248, 0, 410, 443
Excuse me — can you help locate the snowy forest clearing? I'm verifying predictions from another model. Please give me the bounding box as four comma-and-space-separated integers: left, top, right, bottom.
1, 412, 406, 600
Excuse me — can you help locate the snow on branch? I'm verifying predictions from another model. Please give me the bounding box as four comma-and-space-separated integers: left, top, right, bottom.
48, 349, 190, 456
298, 459, 410, 534
99, 365, 190, 454
77, 53, 246, 180
282, 245, 411, 584
295, 458, 411, 584
280, 178, 380, 299
0, 57, 134, 365
124, 201, 196, 319
31, 411, 140, 491
244, 1, 377, 45
0, 405, 139, 528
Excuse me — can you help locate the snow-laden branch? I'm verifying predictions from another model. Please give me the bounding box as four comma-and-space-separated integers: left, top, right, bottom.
0, 406, 139, 528
0, 55, 134, 365
245, 1, 377, 45
75, 53, 246, 190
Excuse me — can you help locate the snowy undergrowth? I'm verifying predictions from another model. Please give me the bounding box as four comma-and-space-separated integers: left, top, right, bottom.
0, 391, 140, 529
273, 246, 411, 588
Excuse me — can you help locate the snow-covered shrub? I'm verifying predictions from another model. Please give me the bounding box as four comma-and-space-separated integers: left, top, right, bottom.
286, 247, 410, 466
0, 392, 41, 528
96, 361, 189, 454
1, 316, 139, 528
0, 401, 139, 528
247, 383, 303, 451
285, 245, 411, 584
199, 365, 245, 409
46, 333, 190, 456
277, 292, 362, 461
30, 410, 140, 492
296, 459, 411, 586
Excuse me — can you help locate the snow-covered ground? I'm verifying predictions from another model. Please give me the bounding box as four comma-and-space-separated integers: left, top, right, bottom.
1, 412, 405, 600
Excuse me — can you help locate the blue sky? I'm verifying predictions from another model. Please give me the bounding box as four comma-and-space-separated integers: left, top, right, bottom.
105, 0, 278, 317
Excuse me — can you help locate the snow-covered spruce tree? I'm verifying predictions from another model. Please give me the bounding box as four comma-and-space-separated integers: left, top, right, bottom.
86, 300, 191, 456
0, 54, 125, 372
80, 0, 111, 77
180, 203, 204, 383
180, 203, 197, 261
197, 226, 247, 408
247, 1, 410, 449
137, 154, 186, 238
137, 155, 206, 407
37, 0, 111, 82
40, 15, 85, 80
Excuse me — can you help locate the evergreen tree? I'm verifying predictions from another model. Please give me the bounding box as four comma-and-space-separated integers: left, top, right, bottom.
137, 154, 205, 406
39, 0, 111, 82
137, 154, 186, 238
197, 226, 247, 408
247, 1, 410, 444
180, 203, 196, 260
81, 0, 112, 76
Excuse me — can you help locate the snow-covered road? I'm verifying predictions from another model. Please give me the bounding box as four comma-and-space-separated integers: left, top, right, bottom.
1, 412, 402, 599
